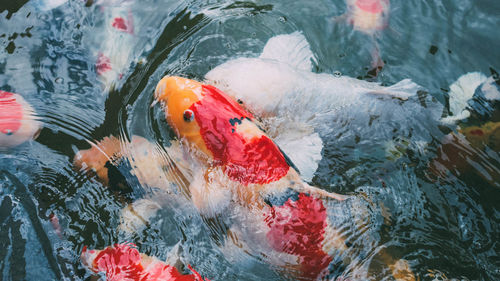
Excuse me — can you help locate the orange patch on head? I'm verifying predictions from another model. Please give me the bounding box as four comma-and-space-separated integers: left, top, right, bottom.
155, 76, 210, 156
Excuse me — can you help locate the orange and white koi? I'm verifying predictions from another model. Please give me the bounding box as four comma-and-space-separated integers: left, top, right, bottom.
0, 90, 42, 148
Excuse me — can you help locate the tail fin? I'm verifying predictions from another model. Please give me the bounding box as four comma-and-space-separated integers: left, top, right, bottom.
442, 72, 488, 123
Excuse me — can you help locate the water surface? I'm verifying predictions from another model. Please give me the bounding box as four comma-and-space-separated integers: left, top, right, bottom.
0, 0, 499, 280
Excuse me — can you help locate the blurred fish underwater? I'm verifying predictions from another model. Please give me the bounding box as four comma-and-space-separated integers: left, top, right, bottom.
1, 0, 500, 280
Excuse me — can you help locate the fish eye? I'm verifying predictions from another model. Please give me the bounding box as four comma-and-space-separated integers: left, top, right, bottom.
183, 109, 194, 122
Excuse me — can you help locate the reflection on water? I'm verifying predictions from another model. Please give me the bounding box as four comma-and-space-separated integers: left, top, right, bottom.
0, 0, 499, 280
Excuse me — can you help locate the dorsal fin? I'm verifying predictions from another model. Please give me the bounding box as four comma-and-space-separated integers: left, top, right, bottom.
259, 32, 315, 71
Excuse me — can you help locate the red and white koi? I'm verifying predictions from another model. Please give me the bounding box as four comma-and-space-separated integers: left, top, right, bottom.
333, 0, 390, 70
81, 243, 209, 281
154, 76, 347, 279
345, 0, 390, 34
92, 3, 136, 90
0, 91, 42, 148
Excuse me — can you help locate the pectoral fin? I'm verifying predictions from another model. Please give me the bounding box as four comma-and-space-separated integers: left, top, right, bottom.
268, 119, 323, 182
366, 79, 421, 100
190, 169, 231, 217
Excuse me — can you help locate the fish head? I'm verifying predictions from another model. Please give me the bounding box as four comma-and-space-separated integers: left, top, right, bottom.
0, 91, 41, 148
81, 243, 207, 280
155, 76, 211, 157
0, 91, 23, 136
345, 0, 390, 33
81, 243, 147, 275
155, 76, 266, 162
155, 76, 291, 185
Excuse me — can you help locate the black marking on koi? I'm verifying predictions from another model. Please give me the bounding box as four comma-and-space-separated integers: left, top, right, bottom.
229, 117, 242, 126
264, 188, 300, 207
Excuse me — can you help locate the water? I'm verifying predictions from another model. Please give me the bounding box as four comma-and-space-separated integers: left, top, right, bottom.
1, 0, 499, 280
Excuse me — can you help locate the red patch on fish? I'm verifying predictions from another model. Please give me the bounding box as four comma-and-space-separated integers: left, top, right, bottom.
191, 85, 290, 185
469, 129, 484, 136
356, 0, 385, 13
49, 213, 63, 238
96, 53, 112, 75
111, 12, 134, 34
265, 193, 332, 278
90, 244, 205, 281
0, 91, 23, 135
112, 17, 128, 31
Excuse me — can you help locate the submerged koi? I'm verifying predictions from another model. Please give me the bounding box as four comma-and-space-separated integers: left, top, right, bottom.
90, 2, 136, 90
49, 213, 63, 238
430, 72, 500, 187
337, 0, 390, 71
346, 0, 390, 34
0, 90, 42, 148
81, 243, 208, 281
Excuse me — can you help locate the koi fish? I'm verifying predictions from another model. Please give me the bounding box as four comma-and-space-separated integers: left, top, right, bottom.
345, 0, 390, 34
154, 76, 413, 280
72, 77, 415, 280
73, 135, 189, 232
93, 3, 136, 90
206, 32, 442, 176
81, 243, 209, 281
49, 213, 63, 238
430, 72, 500, 187
0, 91, 42, 148
333, 0, 390, 71
87, 0, 166, 91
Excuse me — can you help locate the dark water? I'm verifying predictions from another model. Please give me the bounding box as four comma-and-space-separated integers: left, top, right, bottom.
0, 0, 499, 280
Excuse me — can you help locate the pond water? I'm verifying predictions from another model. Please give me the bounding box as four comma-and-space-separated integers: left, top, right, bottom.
0, 0, 499, 280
